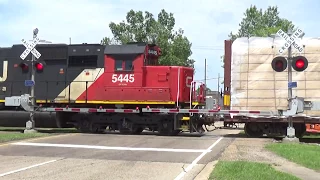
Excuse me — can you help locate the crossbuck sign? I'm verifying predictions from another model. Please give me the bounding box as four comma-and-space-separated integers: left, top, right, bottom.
276, 28, 304, 54
20, 37, 42, 60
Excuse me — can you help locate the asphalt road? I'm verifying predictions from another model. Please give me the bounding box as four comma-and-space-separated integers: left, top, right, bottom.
0, 127, 239, 180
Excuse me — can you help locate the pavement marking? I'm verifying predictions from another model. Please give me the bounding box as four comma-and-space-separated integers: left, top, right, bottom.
0, 133, 78, 147
11, 142, 212, 153
0, 159, 57, 177
174, 136, 224, 180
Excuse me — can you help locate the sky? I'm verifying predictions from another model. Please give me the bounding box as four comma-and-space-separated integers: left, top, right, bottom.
1, 0, 320, 91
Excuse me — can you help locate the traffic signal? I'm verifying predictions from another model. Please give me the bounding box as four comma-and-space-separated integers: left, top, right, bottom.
271, 56, 287, 72
292, 56, 308, 72
34, 62, 44, 73
19, 63, 29, 73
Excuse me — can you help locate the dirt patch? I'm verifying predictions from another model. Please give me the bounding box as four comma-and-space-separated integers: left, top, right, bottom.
218, 137, 320, 180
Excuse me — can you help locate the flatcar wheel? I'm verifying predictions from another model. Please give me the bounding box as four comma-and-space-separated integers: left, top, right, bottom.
244, 123, 263, 137
294, 123, 306, 138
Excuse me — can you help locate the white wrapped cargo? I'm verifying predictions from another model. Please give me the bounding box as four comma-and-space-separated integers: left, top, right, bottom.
230, 36, 320, 115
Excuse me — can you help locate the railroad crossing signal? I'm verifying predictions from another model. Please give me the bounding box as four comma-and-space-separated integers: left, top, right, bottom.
271, 56, 287, 72
276, 28, 304, 54
272, 28, 308, 73
20, 37, 41, 60
292, 56, 308, 72
19, 63, 29, 73
34, 62, 44, 73
271, 55, 308, 72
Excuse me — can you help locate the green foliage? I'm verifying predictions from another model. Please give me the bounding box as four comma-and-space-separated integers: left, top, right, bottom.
265, 143, 320, 170
101, 9, 194, 68
210, 161, 300, 180
221, 5, 296, 69
228, 5, 295, 40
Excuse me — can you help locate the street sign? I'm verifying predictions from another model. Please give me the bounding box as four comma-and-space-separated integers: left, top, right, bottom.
288, 81, 297, 88
20, 37, 41, 60
276, 28, 304, 54
24, 80, 35, 87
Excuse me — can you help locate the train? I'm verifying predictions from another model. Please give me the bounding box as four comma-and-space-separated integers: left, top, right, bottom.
2, 39, 319, 138
0, 42, 219, 135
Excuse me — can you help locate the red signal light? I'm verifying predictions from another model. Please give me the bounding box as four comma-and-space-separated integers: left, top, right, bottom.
271, 56, 287, 72
19, 63, 29, 73
292, 56, 308, 72
35, 62, 44, 73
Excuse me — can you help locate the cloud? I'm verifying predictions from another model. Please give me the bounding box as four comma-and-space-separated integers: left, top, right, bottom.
0, 0, 317, 90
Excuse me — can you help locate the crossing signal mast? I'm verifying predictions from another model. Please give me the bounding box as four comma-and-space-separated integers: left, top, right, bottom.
18, 28, 44, 133
271, 27, 307, 139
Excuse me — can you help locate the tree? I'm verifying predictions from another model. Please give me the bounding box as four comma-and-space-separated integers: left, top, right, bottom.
196, 87, 211, 93
221, 5, 296, 70
228, 5, 295, 40
101, 9, 195, 68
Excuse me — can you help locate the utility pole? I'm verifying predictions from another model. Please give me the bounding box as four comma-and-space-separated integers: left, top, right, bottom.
217, 73, 220, 106
204, 58, 207, 108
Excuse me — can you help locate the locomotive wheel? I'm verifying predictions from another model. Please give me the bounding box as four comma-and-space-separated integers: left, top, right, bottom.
76, 114, 101, 133
77, 117, 91, 133
90, 124, 107, 134
56, 112, 74, 128
118, 118, 140, 134
196, 124, 205, 134
158, 119, 180, 136
132, 125, 144, 134
244, 123, 263, 137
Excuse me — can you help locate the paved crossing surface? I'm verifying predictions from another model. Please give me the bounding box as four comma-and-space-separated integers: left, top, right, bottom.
0, 128, 239, 180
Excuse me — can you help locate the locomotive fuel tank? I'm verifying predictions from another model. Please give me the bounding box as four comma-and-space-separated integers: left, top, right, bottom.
0, 111, 58, 128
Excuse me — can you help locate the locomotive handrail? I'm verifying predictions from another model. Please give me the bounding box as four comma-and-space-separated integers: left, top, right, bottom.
176, 67, 181, 107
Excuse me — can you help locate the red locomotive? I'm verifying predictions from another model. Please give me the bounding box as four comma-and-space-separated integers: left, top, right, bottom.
75, 43, 199, 105
0, 42, 208, 135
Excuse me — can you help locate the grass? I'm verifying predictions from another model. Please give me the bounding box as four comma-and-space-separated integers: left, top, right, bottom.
209, 161, 300, 180
0, 126, 79, 144
265, 143, 320, 171
0, 132, 50, 143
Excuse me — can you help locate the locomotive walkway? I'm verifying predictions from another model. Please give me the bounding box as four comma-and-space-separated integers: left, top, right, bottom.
0, 128, 235, 180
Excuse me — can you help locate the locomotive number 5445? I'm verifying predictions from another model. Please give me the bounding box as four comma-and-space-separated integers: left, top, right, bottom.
112, 74, 135, 83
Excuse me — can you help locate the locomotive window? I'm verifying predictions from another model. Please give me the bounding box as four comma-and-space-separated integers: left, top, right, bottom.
124, 60, 133, 70
115, 60, 123, 70
114, 59, 134, 71
68, 55, 97, 68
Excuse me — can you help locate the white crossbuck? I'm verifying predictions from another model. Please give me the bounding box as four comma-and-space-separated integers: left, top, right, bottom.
20, 37, 42, 60
276, 28, 304, 54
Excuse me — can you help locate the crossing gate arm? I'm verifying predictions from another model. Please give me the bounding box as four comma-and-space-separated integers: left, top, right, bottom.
141, 108, 277, 116
37, 107, 140, 113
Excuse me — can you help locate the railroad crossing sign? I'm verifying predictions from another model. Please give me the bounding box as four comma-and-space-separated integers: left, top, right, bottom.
20, 37, 42, 60
276, 28, 304, 54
